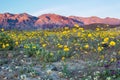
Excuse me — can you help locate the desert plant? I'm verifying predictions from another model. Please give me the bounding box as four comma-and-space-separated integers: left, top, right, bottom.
23, 43, 40, 57
0, 32, 15, 50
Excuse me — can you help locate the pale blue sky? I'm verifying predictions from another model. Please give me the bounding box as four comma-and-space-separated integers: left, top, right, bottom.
0, 0, 120, 18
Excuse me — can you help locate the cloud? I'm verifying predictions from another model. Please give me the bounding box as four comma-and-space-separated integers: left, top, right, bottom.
32, 6, 69, 16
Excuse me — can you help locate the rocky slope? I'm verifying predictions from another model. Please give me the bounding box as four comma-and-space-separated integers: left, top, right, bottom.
0, 13, 120, 30
0, 13, 83, 30
35, 14, 84, 29
0, 13, 38, 30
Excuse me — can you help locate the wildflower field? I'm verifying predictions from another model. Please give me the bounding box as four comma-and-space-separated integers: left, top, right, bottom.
0, 25, 120, 80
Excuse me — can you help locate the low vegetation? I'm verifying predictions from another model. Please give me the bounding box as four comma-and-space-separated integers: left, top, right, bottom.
0, 25, 120, 80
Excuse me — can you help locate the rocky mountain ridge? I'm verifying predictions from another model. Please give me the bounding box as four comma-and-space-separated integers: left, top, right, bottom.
0, 13, 120, 30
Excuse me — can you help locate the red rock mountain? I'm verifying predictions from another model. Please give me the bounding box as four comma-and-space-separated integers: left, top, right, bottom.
0, 13, 83, 30
0, 13, 38, 30
0, 13, 120, 30
35, 14, 83, 29
69, 16, 120, 25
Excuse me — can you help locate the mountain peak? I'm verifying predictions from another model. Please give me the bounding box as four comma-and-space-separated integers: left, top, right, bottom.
19, 13, 33, 17
35, 13, 83, 29
0, 13, 120, 30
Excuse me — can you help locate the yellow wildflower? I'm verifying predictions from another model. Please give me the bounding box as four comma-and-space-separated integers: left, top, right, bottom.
109, 41, 116, 46
15, 41, 19, 45
97, 46, 103, 52
64, 47, 69, 52
96, 28, 100, 31
88, 34, 92, 38
24, 45, 29, 49
58, 44, 63, 48
100, 55, 104, 60
79, 28, 84, 31
74, 24, 79, 28
64, 27, 69, 30
84, 44, 89, 49
42, 44, 47, 47
62, 57, 65, 61
64, 45, 68, 48
58, 45, 63, 48
77, 32, 81, 37
104, 38, 109, 43
6, 43, 9, 47
2, 44, 6, 48
32, 46, 36, 49
110, 58, 116, 62
1, 28, 4, 31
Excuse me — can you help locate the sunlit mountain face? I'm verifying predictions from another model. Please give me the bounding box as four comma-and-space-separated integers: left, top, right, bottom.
0, 13, 120, 30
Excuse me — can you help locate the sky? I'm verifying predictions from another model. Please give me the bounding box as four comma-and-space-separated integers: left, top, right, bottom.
0, 0, 120, 18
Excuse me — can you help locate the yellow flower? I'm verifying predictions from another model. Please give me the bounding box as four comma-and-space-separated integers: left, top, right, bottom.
32, 46, 36, 49
96, 28, 100, 31
2, 44, 6, 48
64, 27, 69, 30
84, 44, 89, 49
109, 41, 116, 46
97, 46, 103, 52
104, 37, 109, 43
42, 44, 47, 47
64, 47, 69, 52
61, 57, 65, 61
15, 41, 19, 45
110, 58, 114, 62
58, 44, 63, 48
24, 45, 29, 49
101, 41, 107, 44
110, 58, 116, 62
64, 45, 68, 48
79, 28, 84, 31
63, 45, 69, 51
58, 45, 63, 48
73, 29, 76, 32
1, 28, 4, 31
88, 34, 92, 38
50, 52, 54, 56
77, 32, 81, 37
74, 24, 79, 28
100, 55, 104, 60
6, 43, 9, 47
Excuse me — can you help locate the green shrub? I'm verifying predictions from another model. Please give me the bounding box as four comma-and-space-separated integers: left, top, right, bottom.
24, 43, 40, 57
0, 32, 15, 50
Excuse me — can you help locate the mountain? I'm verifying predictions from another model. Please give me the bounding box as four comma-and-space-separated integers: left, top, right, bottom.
0, 13, 83, 30
0, 13, 120, 30
35, 14, 84, 29
69, 16, 120, 25
0, 13, 38, 30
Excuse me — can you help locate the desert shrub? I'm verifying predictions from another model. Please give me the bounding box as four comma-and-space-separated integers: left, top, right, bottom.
0, 32, 15, 50
23, 43, 40, 57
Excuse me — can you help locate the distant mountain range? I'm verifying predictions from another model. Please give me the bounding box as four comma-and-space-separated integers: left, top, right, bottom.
69, 16, 120, 25
0, 13, 120, 30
